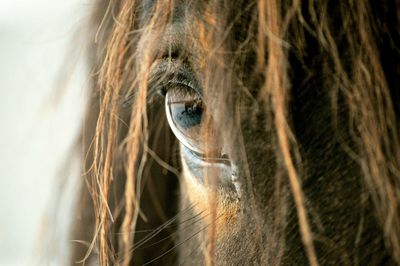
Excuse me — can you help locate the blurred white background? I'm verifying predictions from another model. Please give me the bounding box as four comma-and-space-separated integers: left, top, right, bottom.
0, 0, 93, 264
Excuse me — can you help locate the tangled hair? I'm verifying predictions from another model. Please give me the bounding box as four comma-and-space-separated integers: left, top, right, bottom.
71, 0, 400, 265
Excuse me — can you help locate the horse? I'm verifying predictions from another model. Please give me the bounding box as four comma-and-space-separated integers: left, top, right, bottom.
71, 0, 400, 265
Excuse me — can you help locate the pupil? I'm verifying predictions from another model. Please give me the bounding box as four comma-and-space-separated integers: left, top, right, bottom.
184, 100, 202, 115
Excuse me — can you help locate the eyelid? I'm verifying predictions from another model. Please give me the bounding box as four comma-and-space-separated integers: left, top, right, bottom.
149, 59, 202, 97
165, 84, 202, 102
166, 78, 202, 98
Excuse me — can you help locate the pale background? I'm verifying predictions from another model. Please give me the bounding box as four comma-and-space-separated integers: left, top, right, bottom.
0, 0, 93, 264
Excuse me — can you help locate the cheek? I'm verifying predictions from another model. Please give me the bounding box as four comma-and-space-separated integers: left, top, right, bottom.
180, 150, 240, 234
180, 154, 207, 211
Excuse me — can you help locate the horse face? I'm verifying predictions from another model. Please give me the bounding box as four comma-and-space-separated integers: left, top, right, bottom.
139, 1, 397, 265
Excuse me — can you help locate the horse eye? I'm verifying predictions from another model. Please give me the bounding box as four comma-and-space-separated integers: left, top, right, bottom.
165, 86, 220, 156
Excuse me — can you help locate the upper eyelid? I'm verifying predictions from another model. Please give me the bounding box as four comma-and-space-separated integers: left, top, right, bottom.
167, 85, 203, 106
165, 80, 203, 100
122, 59, 203, 107
151, 59, 203, 95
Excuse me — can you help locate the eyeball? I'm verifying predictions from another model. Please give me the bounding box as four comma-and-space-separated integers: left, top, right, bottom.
165, 86, 221, 157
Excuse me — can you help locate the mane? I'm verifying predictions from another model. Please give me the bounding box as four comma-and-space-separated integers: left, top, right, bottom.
72, 0, 400, 265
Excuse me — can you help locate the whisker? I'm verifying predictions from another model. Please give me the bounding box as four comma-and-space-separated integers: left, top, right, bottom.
141, 211, 210, 250
109, 209, 207, 236
139, 212, 226, 265
127, 208, 207, 254
140, 224, 210, 266
126, 205, 195, 250
117, 203, 199, 261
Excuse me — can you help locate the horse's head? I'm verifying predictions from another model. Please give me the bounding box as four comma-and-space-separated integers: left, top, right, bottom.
72, 1, 400, 265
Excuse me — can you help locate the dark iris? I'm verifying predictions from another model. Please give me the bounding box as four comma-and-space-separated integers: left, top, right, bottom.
170, 99, 203, 129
